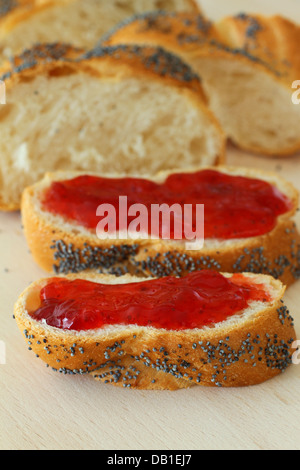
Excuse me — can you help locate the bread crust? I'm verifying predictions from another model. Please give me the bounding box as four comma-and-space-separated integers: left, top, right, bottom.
103, 11, 300, 90
91, 354, 194, 391
21, 167, 300, 287
103, 11, 300, 156
0, 0, 200, 33
0, 1, 66, 29
0, 0, 201, 65
0, 42, 207, 100
13, 272, 297, 389
217, 14, 300, 82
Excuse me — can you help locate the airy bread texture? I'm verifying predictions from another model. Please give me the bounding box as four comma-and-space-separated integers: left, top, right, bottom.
103, 11, 300, 157
0, 43, 224, 211
13, 271, 296, 389
0, 0, 199, 61
21, 166, 300, 287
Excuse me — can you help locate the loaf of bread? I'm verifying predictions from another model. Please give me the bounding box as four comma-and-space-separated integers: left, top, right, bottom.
103, 11, 300, 157
0, 43, 225, 211
0, 0, 199, 62
13, 270, 296, 389
21, 167, 300, 286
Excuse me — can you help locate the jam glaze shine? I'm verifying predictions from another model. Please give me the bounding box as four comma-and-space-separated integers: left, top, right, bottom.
29, 271, 271, 332
42, 170, 292, 240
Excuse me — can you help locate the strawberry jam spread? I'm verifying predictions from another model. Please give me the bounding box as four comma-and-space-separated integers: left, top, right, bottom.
42, 170, 292, 240
29, 271, 271, 331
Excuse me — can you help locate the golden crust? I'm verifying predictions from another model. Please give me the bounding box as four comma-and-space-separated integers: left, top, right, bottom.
102, 12, 220, 59
21, 167, 300, 287
0, 42, 207, 99
91, 354, 194, 390
132, 220, 300, 287
103, 11, 300, 87
0, 200, 19, 212
0, 42, 84, 86
217, 14, 300, 82
13, 271, 297, 389
0, 0, 200, 40
0, 1, 65, 30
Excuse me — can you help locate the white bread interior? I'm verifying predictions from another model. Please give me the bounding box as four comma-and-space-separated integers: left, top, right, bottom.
0, 74, 222, 210
195, 57, 300, 155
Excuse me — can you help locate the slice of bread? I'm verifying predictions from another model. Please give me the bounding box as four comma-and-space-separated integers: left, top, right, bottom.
13, 271, 297, 389
21, 167, 300, 286
0, 0, 199, 62
0, 43, 225, 211
103, 11, 300, 157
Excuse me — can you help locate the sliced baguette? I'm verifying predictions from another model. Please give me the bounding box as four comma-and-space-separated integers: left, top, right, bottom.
13, 271, 297, 389
0, 43, 224, 211
0, 0, 199, 62
21, 167, 300, 286
103, 11, 300, 157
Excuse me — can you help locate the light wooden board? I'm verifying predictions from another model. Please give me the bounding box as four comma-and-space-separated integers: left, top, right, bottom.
0, 0, 300, 451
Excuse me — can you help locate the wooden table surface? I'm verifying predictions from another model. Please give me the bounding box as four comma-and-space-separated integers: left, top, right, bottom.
1, 0, 300, 451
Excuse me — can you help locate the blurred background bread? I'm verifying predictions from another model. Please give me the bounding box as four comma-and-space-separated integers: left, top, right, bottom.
0, 0, 199, 62
103, 11, 300, 157
0, 43, 224, 210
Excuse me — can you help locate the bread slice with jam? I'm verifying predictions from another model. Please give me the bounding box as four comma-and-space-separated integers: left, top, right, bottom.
14, 270, 296, 389
21, 166, 300, 286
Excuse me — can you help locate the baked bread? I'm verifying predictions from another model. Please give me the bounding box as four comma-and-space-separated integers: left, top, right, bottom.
0, 43, 225, 211
13, 271, 297, 389
0, 0, 199, 62
21, 167, 300, 286
103, 11, 300, 157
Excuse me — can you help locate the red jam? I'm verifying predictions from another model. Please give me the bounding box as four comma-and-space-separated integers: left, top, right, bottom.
29, 271, 271, 331
42, 170, 292, 240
